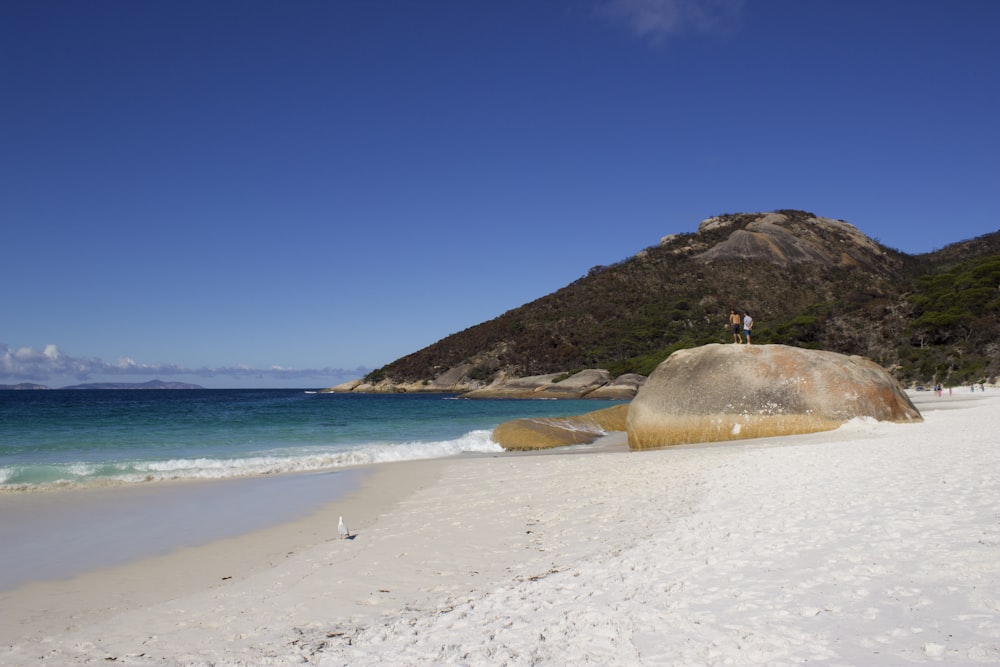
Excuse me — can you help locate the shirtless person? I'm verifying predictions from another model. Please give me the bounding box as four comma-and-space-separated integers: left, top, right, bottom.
729, 309, 742, 344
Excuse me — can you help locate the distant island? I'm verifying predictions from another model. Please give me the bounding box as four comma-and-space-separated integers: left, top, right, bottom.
60, 380, 205, 390
0, 380, 205, 390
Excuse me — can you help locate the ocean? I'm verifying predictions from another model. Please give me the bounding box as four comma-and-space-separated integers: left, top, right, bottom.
0, 389, 621, 491
0, 389, 623, 588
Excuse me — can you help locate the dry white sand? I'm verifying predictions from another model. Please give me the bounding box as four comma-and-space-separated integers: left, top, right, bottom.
2, 390, 999, 666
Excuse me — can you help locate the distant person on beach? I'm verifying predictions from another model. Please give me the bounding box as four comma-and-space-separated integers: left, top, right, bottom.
729, 310, 742, 344
743, 312, 753, 344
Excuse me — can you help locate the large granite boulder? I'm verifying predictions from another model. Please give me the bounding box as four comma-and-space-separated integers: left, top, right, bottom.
492, 404, 628, 451
626, 344, 921, 450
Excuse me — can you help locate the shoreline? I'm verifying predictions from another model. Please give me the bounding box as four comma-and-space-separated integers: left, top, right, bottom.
3, 393, 998, 664
0, 468, 368, 591
0, 435, 635, 657
0, 455, 444, 648
0, 433, 627, 594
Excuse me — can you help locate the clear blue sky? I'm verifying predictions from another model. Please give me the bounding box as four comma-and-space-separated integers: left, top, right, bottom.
2, 0, 998, 388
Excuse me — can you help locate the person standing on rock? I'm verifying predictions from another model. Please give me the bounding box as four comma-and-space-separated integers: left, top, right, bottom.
729, 309, 742, 344
743, 312, 754, 344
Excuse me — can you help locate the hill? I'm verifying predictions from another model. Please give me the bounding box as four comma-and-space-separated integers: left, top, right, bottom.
363, 210, 1000, 390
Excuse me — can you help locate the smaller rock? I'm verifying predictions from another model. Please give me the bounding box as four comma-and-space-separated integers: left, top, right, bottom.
492, 404, 628, 451
320, 379, 363, 393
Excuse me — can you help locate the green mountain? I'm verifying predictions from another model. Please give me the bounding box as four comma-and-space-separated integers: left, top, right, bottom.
367, 211, 1000, 389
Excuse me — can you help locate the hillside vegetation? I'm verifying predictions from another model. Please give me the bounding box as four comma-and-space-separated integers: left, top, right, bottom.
367, 211, 999, 388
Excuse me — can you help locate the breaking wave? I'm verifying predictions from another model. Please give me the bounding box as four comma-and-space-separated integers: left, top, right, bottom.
0, 429, 502, 491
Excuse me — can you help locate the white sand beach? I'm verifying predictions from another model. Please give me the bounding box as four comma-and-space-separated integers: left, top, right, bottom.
2, 390, 999, 665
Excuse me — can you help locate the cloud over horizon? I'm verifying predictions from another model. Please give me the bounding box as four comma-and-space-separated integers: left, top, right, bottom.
0, 343, 368, 386
597, 0, 745, 42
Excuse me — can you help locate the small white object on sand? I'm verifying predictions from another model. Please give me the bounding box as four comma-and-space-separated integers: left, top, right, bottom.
338, 515, 350, 539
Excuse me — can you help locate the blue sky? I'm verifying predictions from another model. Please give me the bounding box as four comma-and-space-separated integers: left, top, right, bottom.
2, 0, 998, 388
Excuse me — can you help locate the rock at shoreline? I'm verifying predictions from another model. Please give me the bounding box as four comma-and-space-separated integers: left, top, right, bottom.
464, 369, 613, 399
587, 373, 646, 400
324, 369, 645, 400
492, 404, 628, 451
626, 344, 921, 450
322, 379, 366, 393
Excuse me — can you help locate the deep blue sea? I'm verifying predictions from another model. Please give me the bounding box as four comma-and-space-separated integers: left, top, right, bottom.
0, 389, 620, 491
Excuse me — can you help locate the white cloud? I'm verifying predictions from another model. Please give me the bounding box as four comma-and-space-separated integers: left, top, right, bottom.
597, 0, 744, 42
0, 343, 369, 386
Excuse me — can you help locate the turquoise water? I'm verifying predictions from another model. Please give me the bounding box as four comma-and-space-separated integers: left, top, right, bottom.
0, 390, 622, 490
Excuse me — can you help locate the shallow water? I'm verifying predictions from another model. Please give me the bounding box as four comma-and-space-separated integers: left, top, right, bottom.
0, 390, 622, 489
0, 468, 364, 590
0, 390, 623, 588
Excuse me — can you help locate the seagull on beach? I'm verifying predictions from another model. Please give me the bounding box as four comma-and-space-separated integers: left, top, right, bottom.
338, 516, 351, 540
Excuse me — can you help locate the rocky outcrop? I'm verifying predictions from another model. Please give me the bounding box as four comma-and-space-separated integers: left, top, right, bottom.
321, 371, 479, 394
323, 379, 365, 393
626, 344, 921, 450
463, 369, 619, 399
491, 404, 628, 451
694, 212, 887, 269
587, 373, 646, 400
326, 368, 645, 399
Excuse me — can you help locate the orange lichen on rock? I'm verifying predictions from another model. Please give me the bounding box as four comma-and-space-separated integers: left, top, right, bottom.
626, 344, 921, 450
492, 404, 628, 451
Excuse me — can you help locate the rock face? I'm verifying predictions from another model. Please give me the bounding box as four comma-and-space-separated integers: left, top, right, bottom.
626, 344, 922, 450
693, 212, 886, 269
492, 404, 628, 451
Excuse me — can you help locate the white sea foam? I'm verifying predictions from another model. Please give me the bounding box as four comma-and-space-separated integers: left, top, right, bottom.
834, 415, 883, 433
67, 462, 98, 477
4, 430, 504, 490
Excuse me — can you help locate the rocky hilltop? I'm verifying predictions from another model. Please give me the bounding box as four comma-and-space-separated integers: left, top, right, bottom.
328, 210, 1000, 394
687, 212, 886, 268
